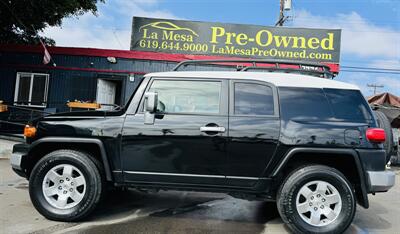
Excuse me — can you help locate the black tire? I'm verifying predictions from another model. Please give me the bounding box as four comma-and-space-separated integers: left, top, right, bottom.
374, 110, 394, 163
82, 151, 108, 201
277, 165, 356, 234
29, 149, 103, 221
391, 152, 400, 165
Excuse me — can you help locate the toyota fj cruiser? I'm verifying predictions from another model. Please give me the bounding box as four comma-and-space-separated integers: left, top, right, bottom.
11, 60, 395, 233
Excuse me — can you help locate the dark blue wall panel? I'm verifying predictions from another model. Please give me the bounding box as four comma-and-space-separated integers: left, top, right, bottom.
0, 51, 178, 112
0, 68, 18, 104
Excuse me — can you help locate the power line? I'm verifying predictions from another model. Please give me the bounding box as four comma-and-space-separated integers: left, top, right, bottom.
292, 17, 398, 25
341, 65, 400, 72
340, 69, 400, 75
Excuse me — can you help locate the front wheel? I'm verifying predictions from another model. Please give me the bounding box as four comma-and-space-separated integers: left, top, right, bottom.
29, 150, 103, 221
277, 165, 356, 234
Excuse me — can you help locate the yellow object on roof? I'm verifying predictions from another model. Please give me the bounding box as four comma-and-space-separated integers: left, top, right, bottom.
67, 101, 101, 110
0, 101, 8, 113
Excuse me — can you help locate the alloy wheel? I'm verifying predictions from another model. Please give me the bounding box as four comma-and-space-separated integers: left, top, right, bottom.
295, 180, 342, 227
42, 164, 86, 209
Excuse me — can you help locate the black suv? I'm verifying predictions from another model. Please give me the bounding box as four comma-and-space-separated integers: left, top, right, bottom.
11, 60, 395, 234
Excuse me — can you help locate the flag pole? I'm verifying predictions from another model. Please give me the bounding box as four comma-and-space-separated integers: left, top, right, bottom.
31, 25, 56, 66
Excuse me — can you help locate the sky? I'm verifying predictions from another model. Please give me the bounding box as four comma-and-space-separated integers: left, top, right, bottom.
43, 0, 400, 96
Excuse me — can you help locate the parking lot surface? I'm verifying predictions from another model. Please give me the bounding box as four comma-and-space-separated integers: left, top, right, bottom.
0, 141, 399, 234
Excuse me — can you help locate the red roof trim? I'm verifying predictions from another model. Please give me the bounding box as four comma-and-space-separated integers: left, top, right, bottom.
0, 63, 147, 75
0, 44, 339, 73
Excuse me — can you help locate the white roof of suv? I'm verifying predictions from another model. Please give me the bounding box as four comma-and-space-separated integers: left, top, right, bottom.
145, 71, 360, 90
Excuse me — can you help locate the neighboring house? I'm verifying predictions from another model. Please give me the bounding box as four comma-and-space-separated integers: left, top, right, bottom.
0, 44, 221, 133
368, 92, 400, 128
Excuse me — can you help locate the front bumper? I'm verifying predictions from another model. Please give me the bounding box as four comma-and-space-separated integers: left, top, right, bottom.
10, 152, 24, 170
367, 170, 395, 192
10, 143, 29, 178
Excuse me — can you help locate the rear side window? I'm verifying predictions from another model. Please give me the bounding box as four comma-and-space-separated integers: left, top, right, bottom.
324, 88, 372, 120
279, 87, 333, 120
234, 82, 274, 115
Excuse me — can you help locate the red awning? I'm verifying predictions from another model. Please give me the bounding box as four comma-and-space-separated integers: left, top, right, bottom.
368, 92, 400, 108
368, 93, 400, 128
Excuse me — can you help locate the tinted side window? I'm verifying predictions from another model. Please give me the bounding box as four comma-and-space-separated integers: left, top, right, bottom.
324, 88, 372, 120
279, 87, 333, 120
149, 80, 221, 114
234, 83, 274, 115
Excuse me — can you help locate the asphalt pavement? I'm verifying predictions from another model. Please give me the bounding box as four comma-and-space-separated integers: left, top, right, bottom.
0, 140, 399, 234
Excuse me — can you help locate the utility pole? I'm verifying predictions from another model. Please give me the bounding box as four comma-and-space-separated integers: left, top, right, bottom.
367, 84, 384, 95
275, 0, 292, 26
276, 0, 285, 26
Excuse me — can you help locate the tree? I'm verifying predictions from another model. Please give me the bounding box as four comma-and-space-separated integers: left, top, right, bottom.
0, 0, 104, 45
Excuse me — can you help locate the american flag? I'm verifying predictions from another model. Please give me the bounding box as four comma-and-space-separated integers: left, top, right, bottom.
40, 40, 51, 65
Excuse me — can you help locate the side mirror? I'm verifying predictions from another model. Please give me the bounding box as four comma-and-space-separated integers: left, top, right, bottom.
144, 92, 158, 125
144, 92, 158, 112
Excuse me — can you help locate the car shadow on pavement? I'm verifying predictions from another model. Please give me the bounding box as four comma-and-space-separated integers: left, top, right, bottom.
346, 203, 392, 233
87, 189, 226, 221
63, 189, 284, 234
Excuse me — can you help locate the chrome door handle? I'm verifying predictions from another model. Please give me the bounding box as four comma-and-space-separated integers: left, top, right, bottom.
200, 126, 226, 133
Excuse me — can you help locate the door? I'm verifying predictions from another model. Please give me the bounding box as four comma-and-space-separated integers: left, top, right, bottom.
121, 78, 229, 185
227, 80, 280, 187
96, 79, 116, 110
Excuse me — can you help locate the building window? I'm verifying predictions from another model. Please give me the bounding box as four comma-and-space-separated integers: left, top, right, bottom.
14, 72, 49, 107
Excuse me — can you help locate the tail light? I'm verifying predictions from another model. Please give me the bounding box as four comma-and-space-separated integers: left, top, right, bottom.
24, 125, 37, 138
366, 128, 386, 143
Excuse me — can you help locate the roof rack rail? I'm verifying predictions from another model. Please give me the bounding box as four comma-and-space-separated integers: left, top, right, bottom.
172, 59, 335, 78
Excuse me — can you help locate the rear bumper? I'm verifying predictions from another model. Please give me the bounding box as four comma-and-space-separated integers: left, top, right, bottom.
357, 149, 395, 192
10, 143, 29, 178
367, 170, 395, 192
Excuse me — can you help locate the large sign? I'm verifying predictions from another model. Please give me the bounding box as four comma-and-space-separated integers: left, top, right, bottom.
131, 17, 341, 63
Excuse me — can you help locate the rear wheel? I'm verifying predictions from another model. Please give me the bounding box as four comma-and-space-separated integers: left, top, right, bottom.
374, 110, 394, 163
391, 151, 400, 165
29, 150, 103, 221
277, 165, 355, 234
